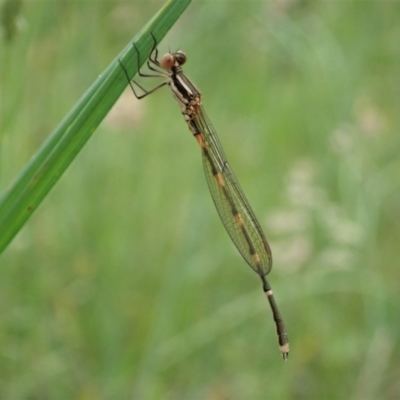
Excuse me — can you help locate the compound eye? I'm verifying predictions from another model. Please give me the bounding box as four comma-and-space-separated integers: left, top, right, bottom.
175, 51, 187, 66
160, 53, 174, 70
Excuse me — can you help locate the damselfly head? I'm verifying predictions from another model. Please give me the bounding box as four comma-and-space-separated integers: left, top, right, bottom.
160, 51, 187, 71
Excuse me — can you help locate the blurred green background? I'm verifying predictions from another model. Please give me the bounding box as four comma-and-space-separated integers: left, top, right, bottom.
1, 0, 400, 399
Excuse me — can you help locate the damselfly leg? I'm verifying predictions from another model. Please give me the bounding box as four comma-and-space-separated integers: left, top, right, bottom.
119, 34, 168, 99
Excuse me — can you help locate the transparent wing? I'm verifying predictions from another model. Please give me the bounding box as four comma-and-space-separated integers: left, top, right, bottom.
194, 107, 273, 277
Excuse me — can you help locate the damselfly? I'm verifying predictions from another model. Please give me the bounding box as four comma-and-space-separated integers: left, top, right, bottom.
119, 36, 289, 360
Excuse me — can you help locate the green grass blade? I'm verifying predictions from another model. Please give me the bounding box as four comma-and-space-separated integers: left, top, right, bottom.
0, 0, 192, 255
